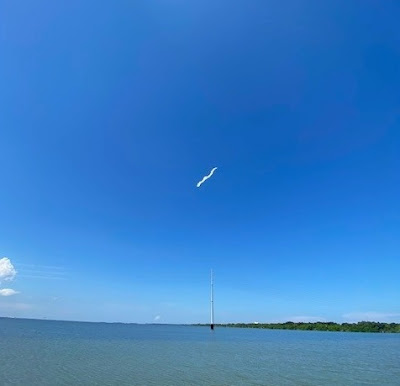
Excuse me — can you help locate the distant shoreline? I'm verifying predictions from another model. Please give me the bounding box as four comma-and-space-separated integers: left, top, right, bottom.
193, 322, 400, 333
2, 317, 399, 332
0, 317, 179, 325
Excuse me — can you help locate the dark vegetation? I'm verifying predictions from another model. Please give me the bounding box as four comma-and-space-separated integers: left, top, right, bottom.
194, 321, 400, 333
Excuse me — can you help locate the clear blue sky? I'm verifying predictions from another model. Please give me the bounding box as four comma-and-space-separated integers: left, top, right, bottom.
1, 1, 399, 324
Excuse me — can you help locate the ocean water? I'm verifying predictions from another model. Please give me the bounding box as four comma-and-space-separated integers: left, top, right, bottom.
0, 318, 399, 385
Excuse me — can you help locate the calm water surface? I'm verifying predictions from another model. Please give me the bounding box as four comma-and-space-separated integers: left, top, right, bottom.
0, 318, 399, 385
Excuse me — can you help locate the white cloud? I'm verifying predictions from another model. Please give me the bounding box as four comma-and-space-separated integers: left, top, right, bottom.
0, 302, 32, 310
0, 288, 19, 296
154, 315, 161, 322
17, 274, 67, 280
0, 258, 21, 297
17, 263, 66, 270
342, 312, 400, 323
0, 257, 17, 282
287, 316, 327, 323
16, 263, 67, 280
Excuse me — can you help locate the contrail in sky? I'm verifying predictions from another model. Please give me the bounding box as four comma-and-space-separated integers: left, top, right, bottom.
197, 167, 218, 188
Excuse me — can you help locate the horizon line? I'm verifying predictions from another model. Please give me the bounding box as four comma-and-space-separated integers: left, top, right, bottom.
1, 316, 397, 326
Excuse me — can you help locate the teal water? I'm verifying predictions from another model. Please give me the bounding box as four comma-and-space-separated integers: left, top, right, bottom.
1, 318, 399, 385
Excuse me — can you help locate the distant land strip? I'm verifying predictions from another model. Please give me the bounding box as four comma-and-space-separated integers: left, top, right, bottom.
193, 321, 400, 333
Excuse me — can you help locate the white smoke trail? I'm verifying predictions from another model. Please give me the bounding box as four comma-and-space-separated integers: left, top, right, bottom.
196, 167, 218, 188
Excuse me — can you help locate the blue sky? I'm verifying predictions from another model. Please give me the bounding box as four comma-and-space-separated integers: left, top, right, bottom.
1, 1, 399, 324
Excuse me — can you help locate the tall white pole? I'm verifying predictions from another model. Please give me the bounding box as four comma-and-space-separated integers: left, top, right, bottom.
210, 269, 214, 330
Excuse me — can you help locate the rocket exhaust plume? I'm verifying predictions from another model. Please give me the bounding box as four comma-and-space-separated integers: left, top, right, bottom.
197, 167, 217, 188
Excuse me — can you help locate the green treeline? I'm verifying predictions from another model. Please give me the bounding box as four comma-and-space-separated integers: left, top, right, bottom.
195, 321, 400, 333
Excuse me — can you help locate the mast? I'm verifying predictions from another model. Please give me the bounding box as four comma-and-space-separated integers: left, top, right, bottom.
210, 269, 214, 330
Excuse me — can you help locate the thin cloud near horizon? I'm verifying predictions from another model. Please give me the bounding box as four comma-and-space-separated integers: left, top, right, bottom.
342, 312, 400, 323
15, 263, 68, 281
0, 288, 19, 296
